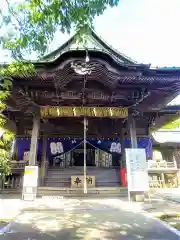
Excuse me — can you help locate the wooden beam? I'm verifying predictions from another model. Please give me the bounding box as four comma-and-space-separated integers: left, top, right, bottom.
11, 88, 40, 115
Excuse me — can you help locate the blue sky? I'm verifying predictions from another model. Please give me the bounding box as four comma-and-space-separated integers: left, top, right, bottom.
51, 0, 180, 68
1, 0, 180, 104
1, 0, 180, 67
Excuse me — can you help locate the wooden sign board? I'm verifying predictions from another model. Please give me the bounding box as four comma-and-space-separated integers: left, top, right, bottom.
71, 176, 95, 188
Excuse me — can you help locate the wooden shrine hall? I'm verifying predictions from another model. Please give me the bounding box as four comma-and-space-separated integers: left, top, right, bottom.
2, 29, 180, 192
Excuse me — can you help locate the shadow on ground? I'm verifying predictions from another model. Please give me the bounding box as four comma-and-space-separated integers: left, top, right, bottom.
0, 198, 180, 239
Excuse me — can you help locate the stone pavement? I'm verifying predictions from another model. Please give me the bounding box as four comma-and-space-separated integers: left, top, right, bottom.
0, 198, 21, 221
0, 197, 180, 239
154, 188, 180, 203
140, 195, 180, 217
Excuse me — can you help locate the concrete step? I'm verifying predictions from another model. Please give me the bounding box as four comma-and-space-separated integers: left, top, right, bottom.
38, 187, 128, 198
37, 193, 128, 198
39, 187, 127, 192
44, 178, 70, 182
44, 183, 120, 188
44, 178, 120, 187
47, 167, 119, 173
46, 167, 120, 188
44, 182, 70, 187
96, 182, 121, 187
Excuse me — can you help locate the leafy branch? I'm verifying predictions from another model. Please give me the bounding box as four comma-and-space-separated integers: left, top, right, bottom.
0, 76, 14, 175
0, 0, 120, 174
0, 0, 120, 58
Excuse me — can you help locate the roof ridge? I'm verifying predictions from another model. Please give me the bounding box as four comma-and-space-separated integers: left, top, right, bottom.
41, 28, 139, 64
91, 29, 138, 64
41, 33, 75, 60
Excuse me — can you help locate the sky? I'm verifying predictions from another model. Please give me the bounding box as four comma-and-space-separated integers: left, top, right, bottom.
1, 0, 180, 140
51, 0, 180, 68
1, 0, 180, 67
1, 0, 180, 105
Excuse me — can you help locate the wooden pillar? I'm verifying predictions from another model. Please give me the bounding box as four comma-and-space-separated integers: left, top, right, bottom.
161, 172, 165, 188
40, 135, 47, 186
120, 124, 125, 168
42, 135, 47, 165
29, 114, 40, 166
128, 116, 137, 148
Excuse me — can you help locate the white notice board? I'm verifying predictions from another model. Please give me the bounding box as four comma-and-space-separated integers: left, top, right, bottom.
125, 148, 149, 192
23, 166, 38, 187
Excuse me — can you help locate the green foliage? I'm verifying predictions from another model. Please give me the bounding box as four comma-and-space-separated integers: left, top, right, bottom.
0, 77, 14, 175
0, 132, 15, 176
160, 118, 180, 130
0, 0, 120, 174
0, 62, 35, 77
0, 0, 120, 58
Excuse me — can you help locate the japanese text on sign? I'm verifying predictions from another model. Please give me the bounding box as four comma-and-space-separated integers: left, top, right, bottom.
125, 148, 149, 192
71, 176, 95, 188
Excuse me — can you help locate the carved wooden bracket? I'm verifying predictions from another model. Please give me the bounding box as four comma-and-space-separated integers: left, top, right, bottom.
12, 88, 40, 115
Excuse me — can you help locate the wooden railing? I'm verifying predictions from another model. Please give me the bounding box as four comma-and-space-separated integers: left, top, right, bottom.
39, 160, 49, 186
148, 160, 177, 170
1, 175, 23, 190
149, 180, 164, 188
0, 160, 28, 190
10, 160, 28, 169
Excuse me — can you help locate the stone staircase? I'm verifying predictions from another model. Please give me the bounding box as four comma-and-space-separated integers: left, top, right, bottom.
39, 166, 127, 198
44, 166, 120, 188
38, 187, 128, 198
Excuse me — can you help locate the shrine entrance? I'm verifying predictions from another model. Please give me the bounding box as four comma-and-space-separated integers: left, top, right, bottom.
72, 142, 95, 167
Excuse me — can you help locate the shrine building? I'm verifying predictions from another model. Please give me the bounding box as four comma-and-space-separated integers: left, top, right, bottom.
1, 29, 180, 194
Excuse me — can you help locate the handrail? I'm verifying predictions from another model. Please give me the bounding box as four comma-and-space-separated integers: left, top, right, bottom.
148, 160, 177, 169
39, 159, 49, 186
149, 180, 164, 188
10, 161, 28, 169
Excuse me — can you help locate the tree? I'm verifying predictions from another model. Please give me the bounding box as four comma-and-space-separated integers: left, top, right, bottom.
0, 0, 120, 58
0, 77, 14, 175
0, 0, 120, 174
160, 118, 180, 130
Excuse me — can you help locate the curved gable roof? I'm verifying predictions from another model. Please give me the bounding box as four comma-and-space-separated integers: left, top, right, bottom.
41, 29, 139, 65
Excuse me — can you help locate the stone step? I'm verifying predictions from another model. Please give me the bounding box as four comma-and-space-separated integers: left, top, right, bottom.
45, 175, 119, 181
48, 166, 111, 170
44, 180, 120, 188
47, 168, 119, 173
44, 178, 70, 182
39, 187, 127, 193
96, 182, 120, 187
37, 193, 128, 198
38, 187, 128, 198
47, 169, 119, 172
0, 187, 127, 198
44, 183, 120, 188
47, 170, 119, 176
45, 167, 120, 188
44, 182, 70, 187
46, 176, 119, 181
45, 178, 119, 183
46, 172, 118, 177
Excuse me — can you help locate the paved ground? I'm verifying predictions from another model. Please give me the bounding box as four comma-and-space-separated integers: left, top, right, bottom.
144, 195, 180, 217
1, 198, 180, 239
155, 189, 180, 203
